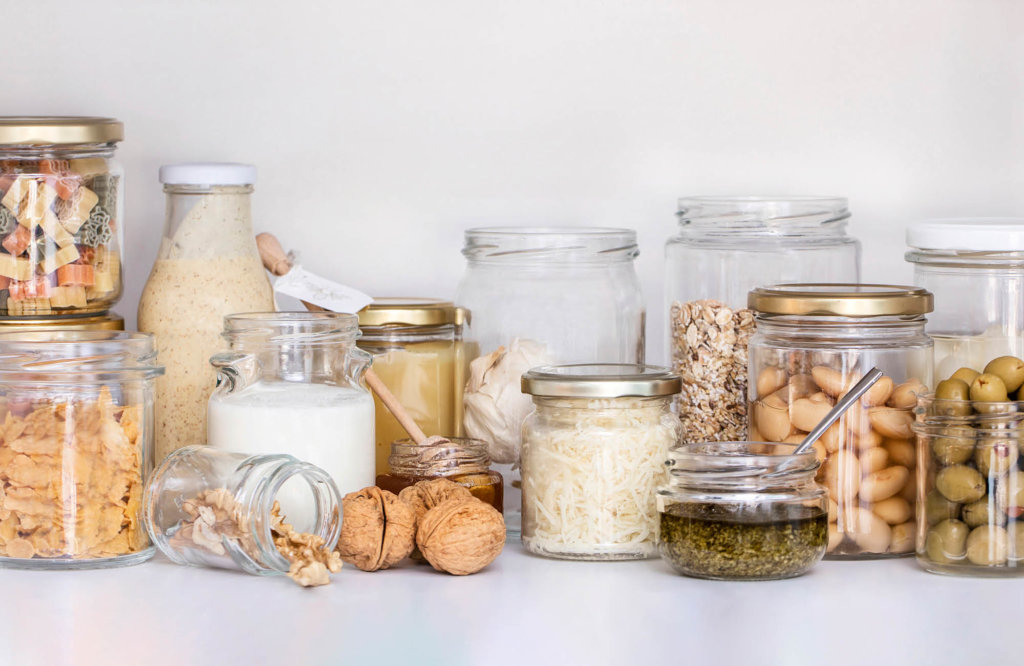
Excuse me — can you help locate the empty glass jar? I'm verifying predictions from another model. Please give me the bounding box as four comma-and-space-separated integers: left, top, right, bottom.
665, 197, 861, 444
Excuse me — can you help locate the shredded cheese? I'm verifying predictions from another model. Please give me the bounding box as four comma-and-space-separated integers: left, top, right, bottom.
521, 398, 678, 558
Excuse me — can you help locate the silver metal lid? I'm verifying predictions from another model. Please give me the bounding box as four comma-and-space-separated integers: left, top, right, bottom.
521, 363, 681, 398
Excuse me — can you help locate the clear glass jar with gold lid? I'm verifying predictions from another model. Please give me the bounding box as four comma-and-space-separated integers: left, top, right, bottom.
747, 284, 933, 559
0, 117, 124, 317
357, 298, 469, 475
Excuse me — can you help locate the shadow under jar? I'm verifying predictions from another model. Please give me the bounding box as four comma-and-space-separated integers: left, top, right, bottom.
665, 197, 861, 444
657, 442, 828, 581
913, 395, 1024, 576
747, 284, 934, 559
0, 330, 163, 569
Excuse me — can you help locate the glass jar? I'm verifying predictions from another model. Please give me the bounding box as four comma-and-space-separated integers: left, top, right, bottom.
375, 438, 503, 512
357, 298, 468, 475
913, 396, 1024, 576
657, 442, 828, 580
520, 364, 681, 560
0, 117, 125, 317
666, 197, 861, 444
138, 163, 275, 463
748, 284, 933, 559
0, 330, 163, 569
145, 445, 341, 577
208, 312, 375, 510
457, 227, 646, 529
906, 219, 1024, 378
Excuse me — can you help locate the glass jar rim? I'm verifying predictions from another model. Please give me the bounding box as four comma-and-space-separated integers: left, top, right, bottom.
664, 441, 821, 490
906, 218, 1024, 253
676, 196, 850, 234
463, 226, 638, 263
913, 394, 1024, 430
223, 311, 360, 345
0, 330, 162, 378
521, 363, 681, 398
749, 283, 933, 317
388, 437, 490, 475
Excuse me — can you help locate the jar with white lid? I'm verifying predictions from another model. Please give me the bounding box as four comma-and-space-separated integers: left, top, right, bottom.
666, 197, 861, 444
0, 117, 125, 317
145, 445, 341, 579
747, 284, 933, 559
138, 163, 275, 463
520, 364, 681, 560
207, 312, 375, 520
906, 219, 1024, 378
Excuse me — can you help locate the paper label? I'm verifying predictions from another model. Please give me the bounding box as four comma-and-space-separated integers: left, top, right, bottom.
273, 265, 373, 314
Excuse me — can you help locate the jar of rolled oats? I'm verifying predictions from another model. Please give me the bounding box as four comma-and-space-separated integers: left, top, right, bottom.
145, 445, 343, 585
665, 197, 861, 444
0, 330, 162, 569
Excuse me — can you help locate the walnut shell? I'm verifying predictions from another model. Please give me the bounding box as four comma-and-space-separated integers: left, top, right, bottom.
416, 497, 505, 575
336, 486, 415, 572
398, 478, 473, 524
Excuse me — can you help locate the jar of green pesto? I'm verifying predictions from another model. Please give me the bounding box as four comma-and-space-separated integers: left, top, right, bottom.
656, 441, 828, 580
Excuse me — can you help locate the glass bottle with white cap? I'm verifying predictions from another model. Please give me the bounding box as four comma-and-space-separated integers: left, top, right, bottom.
138, 163, 275, 463
906, 218, 1024, 377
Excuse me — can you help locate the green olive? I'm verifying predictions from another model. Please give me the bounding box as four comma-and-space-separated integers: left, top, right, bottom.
951, 367, 981, 386
965, 525, 1009, 566
935, 464, 987, 503
934, 379, 973, 416
925, 490, 961, 524
970, 373, 1009, 402
1000, 470, 1024, 518
974, 438, 1020, 477
931, 435, 975, 465
925, 519, 969, 563
984, 356, 1024, 392
962, 495, 1007, 527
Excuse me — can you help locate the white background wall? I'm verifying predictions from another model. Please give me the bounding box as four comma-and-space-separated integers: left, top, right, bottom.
5, 0, 1022, 363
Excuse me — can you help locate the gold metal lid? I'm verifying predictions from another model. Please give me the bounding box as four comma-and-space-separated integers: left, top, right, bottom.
521, 364, 682, 398
748, 284, 933, 317
0, 117, 124, 145
0, 312, 124, 331
358, 298, 461, 327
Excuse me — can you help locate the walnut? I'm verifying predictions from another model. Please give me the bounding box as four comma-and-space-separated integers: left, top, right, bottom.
336, 486, 415, 572
398, 478, 473, 524
416, 497, 505, 575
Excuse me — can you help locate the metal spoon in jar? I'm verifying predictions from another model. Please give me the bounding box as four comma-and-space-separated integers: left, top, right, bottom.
792, 367, 884, 455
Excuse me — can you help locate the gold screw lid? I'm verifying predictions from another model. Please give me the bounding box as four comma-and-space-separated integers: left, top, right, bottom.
0, 117, 124, 145
358, 298, 462, 327
0, 312, 124, 331
521, 364, 682, 398
748, 284, 934, 317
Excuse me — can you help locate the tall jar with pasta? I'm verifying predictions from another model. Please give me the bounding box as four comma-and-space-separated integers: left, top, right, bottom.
520, 364, 680, 560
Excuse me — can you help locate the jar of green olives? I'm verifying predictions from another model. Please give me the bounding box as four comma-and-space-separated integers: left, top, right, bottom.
748, 285, 934, 559
913, 355, 1024, 576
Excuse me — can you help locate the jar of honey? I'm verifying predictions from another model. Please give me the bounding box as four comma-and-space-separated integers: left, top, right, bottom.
376, 438, 503, 513
357, 298, 472, 475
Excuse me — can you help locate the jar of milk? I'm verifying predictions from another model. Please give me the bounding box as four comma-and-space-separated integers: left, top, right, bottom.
208, 311, 376, 499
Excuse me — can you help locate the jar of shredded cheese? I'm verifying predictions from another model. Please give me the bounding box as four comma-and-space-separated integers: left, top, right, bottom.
520, 364, 681, 560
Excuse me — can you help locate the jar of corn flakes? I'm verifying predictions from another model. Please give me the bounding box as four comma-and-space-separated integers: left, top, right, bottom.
0, 117, 124, 317
0, 330, 163, 569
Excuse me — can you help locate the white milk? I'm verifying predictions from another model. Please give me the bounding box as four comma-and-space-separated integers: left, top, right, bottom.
208, 381, 375, 529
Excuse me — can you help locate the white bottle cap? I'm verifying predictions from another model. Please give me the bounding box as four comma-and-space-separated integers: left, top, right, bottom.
159, 163, 257, 186
907, 218, 1024, 251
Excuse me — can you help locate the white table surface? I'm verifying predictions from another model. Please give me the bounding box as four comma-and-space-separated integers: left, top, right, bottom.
0, 543, 1019, 666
